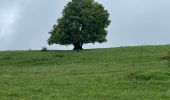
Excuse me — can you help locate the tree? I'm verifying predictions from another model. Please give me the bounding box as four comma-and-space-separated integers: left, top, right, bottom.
48, 0, 111, 50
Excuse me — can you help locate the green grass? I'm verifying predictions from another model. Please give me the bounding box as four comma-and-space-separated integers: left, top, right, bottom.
1, 45, 170, 100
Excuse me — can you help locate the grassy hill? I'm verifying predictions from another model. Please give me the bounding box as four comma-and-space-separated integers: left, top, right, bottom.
1, 45, 170, 100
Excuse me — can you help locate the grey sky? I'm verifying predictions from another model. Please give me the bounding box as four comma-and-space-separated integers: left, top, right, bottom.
0, 0, 170, 50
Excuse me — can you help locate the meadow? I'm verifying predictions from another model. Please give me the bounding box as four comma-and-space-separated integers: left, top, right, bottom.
0, 45, 170, 100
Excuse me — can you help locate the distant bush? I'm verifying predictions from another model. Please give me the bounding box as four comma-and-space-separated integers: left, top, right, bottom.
41, 46, 47, 52
28, 48, 32, 51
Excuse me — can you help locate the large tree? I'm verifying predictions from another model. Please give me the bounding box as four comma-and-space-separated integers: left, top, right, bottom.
48, 0, 111, 50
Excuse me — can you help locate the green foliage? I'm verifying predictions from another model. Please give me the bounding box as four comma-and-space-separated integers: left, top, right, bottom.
48, 0, 111, 50
1, 45, 170, 99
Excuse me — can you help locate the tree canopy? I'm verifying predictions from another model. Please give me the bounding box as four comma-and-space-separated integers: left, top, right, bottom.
48, 0, 111, 50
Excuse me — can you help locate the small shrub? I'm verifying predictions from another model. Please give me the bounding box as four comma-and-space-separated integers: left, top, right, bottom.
41, 46, 47, 52
28, 48, 32, 51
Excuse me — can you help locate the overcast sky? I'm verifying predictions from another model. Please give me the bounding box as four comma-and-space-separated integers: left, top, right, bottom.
0, 0, 170, 50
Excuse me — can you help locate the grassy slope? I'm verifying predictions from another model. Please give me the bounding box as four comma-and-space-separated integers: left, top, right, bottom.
0, 45, 170, 100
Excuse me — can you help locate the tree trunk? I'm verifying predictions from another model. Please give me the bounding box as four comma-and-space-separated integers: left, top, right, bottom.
73, 43, 83, 50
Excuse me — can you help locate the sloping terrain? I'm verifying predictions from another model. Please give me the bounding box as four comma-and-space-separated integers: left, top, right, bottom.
0, 45, 170, 100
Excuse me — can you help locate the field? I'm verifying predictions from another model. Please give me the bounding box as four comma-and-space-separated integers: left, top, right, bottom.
0, 45, 170, 100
